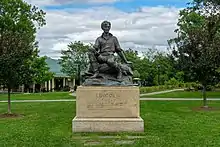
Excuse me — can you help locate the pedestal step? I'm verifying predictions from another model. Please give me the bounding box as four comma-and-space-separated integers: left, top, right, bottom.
72, 116, 144, 132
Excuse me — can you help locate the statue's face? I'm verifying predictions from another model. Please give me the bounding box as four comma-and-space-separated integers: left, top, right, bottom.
101, 21, 111, 33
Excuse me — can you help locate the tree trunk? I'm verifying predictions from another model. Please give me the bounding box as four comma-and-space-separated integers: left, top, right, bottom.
39, 85, 42, 95
202, 85, 208, 108
33, 83, 35, 93
8, 87, 12, 114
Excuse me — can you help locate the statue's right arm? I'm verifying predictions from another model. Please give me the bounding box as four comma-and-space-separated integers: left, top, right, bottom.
90, 38, 100, 56
93, 38, 100, 51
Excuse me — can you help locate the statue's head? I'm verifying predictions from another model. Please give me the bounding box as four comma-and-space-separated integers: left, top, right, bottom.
101, 21, 111, 33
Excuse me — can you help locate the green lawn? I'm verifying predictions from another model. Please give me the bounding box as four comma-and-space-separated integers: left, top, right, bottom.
141, 91, 220, 98
1, 101, 220, 147
0, 92, 74, 100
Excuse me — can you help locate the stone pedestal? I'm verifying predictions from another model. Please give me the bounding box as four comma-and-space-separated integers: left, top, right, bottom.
72, 86, 144, 132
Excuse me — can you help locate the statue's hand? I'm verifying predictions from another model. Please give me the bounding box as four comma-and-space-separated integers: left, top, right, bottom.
126, 61, 133, 64
89, 48, 99, 56
88, 47, 95, 52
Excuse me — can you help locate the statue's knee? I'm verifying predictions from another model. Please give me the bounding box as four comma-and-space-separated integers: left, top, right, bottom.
107, 58, 113, 64
107, 58, 117, 67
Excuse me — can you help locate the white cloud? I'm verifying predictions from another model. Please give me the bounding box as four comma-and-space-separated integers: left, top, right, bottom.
32, 4, 180, 59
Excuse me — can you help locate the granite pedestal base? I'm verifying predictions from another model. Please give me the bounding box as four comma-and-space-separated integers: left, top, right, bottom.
72, 86, 144, 132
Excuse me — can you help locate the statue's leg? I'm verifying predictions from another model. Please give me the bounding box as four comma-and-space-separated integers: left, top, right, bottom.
105, 56, 122, 79
88, 51, 99, 78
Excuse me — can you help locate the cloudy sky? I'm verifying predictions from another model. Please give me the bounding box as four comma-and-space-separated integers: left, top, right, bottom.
25, 0, 189, 59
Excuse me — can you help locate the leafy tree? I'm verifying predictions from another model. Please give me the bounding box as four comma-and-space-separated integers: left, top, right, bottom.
152, 52, 176, 85
0, 0, 46, 113
60, 41, 89, 85
31, 53, 54, 92
168, 0, 220, 107
124, 48, 139, 63
137, 57, 153, 85
142, 48, 159, 62
175, 71, 185, 83
124, 48, 176, 86
133, 70, 140, 78
124, 48, 141, 70
124, 48, 153, 85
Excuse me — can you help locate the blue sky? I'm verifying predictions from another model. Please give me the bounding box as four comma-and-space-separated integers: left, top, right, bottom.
45, 0, 190, 11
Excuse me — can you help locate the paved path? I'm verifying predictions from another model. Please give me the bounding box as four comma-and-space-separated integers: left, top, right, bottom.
140, 98, 220, 101
70, 88, 184, 96
140, 89, 184, 96
1, 98, 220, 103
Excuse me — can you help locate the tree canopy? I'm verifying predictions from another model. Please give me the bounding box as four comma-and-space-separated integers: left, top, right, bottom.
168, 0, 220, 107
60, 41, 90, 85
31, 51, 54, 88
0, 0, 46, 113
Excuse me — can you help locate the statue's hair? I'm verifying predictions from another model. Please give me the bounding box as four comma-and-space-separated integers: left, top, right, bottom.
101, 21, 111, 29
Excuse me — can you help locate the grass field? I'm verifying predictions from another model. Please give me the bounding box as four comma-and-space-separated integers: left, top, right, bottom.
0, 92, 73, 100
141, 91, 220, 98
1, 100, 220, 147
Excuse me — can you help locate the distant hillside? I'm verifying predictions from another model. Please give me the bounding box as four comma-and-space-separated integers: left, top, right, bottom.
45, 57, 68, 77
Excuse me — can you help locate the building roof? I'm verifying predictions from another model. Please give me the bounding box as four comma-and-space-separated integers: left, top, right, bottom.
45, 57, 69, 78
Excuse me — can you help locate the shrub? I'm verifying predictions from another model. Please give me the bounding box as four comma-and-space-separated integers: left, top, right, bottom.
139, 81, 216, 94
183, 82, 214, 91
164, 78, 183, 88
206, 85, 214, 91
214, 84, 220, 89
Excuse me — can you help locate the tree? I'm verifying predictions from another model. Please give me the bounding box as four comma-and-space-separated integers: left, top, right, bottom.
152, 52, 175, 85
124, 48, 139, 62
133, 70, 140, 78
31, 53, 54, 92
175, 71, 185, 83
60, 41, 89, 85
124, 48, 175, 86
0, 0, 46, 114
168, 0, 220, 107
124, 48, 152, 84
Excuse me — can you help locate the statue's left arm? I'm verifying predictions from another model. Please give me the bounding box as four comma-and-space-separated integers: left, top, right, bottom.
114, 37, 129, 64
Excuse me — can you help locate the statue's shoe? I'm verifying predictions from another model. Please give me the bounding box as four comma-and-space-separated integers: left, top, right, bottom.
90, 72, 99, 79
117, 71, 122, 80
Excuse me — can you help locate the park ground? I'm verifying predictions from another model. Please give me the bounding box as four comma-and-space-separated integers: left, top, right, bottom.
1, 90, 220, 147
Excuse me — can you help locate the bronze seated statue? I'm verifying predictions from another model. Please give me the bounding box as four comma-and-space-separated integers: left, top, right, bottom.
82, 21, 134, 86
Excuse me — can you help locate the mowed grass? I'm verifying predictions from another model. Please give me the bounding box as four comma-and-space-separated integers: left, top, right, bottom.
1, 100, 220, 147
141, 91, 220, 98
0, 92, 74, 100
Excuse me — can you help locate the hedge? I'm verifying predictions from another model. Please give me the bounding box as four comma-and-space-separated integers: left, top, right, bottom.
140, 85, 180, 94
140, 82, 216, 94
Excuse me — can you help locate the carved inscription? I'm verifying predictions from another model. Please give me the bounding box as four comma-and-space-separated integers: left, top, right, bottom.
87, 91, 127, 110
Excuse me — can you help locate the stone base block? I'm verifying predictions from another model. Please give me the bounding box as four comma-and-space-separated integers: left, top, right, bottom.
76, 86, 140, 118
72, 116, 144, 132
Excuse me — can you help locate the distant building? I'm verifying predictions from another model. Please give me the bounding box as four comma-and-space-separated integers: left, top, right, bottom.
43, 57, 75, 92
1, 57, 75, 93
